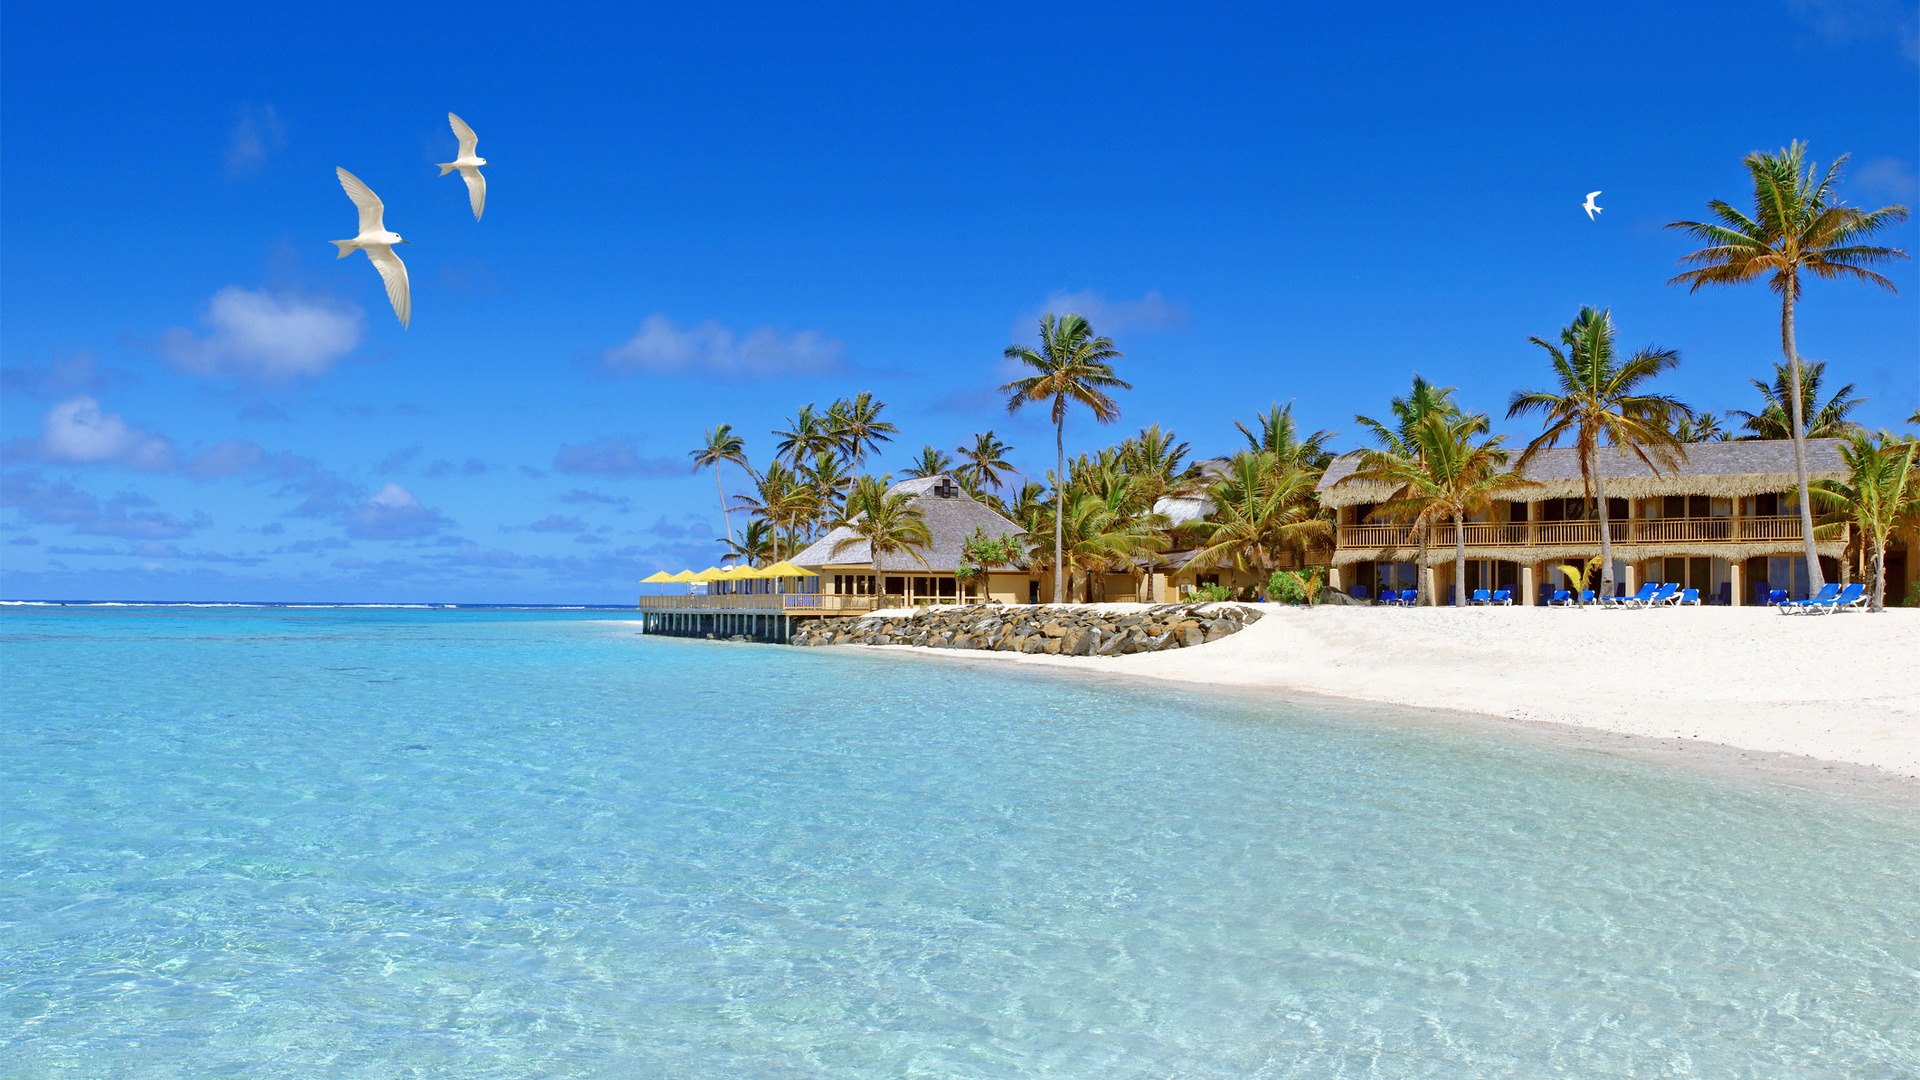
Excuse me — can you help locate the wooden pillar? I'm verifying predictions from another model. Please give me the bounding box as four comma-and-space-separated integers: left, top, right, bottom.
1520, 562, 1538, 606
1729, 559, 1745, 607
1328, 565, 1345, 593
1420, 564, 1439, 606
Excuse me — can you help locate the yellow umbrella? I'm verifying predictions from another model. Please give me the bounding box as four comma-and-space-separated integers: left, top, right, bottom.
665, 570, 699, 583
762, 561, 817, 578
640, 571, 674, 584
687, 567, 726, 582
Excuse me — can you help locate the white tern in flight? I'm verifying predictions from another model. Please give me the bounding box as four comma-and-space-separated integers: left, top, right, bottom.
439, 113, 488, 220
1582, 191, 1603, 220
330, 167, 411, 328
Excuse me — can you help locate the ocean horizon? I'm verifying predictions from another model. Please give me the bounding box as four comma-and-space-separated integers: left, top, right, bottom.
4, 605, 1916, 1077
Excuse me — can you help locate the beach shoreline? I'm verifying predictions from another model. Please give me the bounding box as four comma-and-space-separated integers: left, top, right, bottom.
624, 603, 1920, 801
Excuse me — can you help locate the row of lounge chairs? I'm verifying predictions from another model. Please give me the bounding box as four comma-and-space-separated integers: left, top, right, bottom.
1361, 581, 1868, 612
1768, 582, 1867, 614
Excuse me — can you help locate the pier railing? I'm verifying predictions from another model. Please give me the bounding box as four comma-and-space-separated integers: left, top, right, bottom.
637, 593, 882, 614
1336, 515, 1812, 552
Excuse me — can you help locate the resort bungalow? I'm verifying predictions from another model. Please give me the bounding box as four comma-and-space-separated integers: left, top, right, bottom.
1317, 438, 1909, 606
790, 474, 1037, 604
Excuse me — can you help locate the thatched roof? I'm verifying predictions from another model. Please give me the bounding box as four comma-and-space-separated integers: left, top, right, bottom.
1316, 438, 1847, 508
790, 474, 1026, 572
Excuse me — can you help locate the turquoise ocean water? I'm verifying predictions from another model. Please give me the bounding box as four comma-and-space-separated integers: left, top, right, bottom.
2, 605, 1916, 1078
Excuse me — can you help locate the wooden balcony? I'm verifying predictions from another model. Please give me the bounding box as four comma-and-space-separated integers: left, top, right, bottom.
1336, 515, 1809, 551
637, 593, 883, 614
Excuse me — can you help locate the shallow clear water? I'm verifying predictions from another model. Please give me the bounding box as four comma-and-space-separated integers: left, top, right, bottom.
2, 607, 1916, 1078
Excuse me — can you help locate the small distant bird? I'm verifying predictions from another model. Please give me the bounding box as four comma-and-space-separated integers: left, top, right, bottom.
438, 113, 488, 220
330, 167, 411, 328
1582, 191, 1603, 220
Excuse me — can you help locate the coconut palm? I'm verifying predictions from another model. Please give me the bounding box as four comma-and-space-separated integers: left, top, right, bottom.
804, 450, 853, 522
1354, 375, 1463, 457
831, 475, 932, 601
1001, 313, 1132, 604
1673, 412, 1730, 443
902, 445, 955, 479
689, 424, 749, 545
956, 430, 1017, 500
1667, 141, 1910, 592
1181, 450, 1331, 593
1340, 411, 1531, 607
826, 392, 898, 467
1020, 489, 1167, 602
1727, 360, 1866, 440
731, 461, 819, 562
956, 528, 1021, 605
1811, 431, 1919, 612
719, 518, 776, 567
773, 404, 836, 467
1507, 307, 1689, 599
1237, 401, 1336, 472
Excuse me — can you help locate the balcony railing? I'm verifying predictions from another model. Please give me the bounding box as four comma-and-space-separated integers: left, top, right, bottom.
637, 593, 882, 614
1336, 515, 1810, 551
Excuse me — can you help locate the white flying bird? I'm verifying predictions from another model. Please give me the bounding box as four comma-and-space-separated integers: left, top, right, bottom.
330, 167, 411, 328
438, 112, 488, 220
1582, 191, 1603, 220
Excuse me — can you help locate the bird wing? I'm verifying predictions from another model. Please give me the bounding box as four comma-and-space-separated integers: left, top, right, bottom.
364, 244, 411, 329
460, 166, 486, 220
449, 112, 479, 159
337, 167, 386, 235
1586, 191, 1601, 202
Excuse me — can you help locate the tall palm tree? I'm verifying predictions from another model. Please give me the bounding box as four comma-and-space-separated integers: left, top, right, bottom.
1354, 375, 1462, 457
1020, 489, 1167, 602
956, 430, 1017, 499
804, 450, 853, 522
1811, 431, 1919, 612
1667, 141, 1909, 592
1340, 411, 1531, 606
1507, 307, 1690, 599
1237, 401, 1336, 472
689, 424, 749, 545
1728, 360, 1866, 440
1181, 450, 1331, 593
719, 519, 776, 567
1001, 313, 1131, 603
731, 461, 819, 562
773, 404, 836, 467
902, 445, 955, 479
831, 475, 932, 601
826, 392, 898, 467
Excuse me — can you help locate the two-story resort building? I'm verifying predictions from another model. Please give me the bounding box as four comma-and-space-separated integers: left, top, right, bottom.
1315, 437, 1910, 605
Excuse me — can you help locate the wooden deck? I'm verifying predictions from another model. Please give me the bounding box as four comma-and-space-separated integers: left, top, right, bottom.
637, 593, 883, 614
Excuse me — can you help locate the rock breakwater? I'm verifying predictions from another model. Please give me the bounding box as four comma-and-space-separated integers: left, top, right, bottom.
790, 603, 1262, 655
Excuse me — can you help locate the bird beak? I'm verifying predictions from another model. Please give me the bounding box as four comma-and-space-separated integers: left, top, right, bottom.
400, 240, 412, 244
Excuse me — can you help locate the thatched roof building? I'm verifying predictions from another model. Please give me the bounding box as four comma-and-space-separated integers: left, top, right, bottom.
790, 475, 1025, 572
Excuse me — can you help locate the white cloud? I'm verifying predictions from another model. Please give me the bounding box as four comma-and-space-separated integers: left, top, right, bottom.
161, 287, 363, 381
38, 397, 174, 471
225, 103, 285, 176
1011, 289, 1190, 342
1854, 156, 1919, 199
342, 482, 450, 541
602, 314, 842, 380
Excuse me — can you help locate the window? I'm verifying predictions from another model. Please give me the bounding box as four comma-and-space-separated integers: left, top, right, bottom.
1198, 574, 1220, 587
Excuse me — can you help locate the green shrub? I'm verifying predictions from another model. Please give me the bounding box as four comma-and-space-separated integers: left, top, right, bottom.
1268, 570, 1307, 605
1190, 583, 1233, 603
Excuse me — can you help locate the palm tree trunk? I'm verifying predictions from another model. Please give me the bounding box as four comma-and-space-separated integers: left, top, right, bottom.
715, 470, 734, 545
1869, 542, 1884, 613
1594, 461, 1614, 598
1453, 512, 1466, 607
1053, 416, 1065, 605
1782, 293, 1824, 592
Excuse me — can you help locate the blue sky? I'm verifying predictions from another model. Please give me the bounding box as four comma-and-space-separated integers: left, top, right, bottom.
3, 1, 1915, 603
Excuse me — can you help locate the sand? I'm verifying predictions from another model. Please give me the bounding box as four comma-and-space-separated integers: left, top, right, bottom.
844, 604, 1920, 782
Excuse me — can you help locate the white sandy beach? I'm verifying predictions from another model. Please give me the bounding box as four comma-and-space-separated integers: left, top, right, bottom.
841, 604, 1920, 779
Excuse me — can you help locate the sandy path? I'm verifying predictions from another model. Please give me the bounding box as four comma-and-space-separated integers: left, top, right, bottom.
843, 605, 1920, 779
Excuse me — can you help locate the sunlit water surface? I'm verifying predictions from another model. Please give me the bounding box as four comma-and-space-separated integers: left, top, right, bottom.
2, 606, 1916, 1078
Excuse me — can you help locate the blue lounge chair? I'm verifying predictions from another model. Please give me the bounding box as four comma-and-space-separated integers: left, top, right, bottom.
1467, 588, 1492, 605
1643, 583, 1681, 607
1765, 589, 1790, 606
1712, 582, 1731, 606
1398, 588, 1418, 607
1547, 589, 1573, 606
1676, 588, 1700, 606
1350, 584, 1369, 600
1797, 580, 1858, 614
1578, 589, 1596, 606
1606, 583, 1659, 609
1489, 588, 1513, 606
1781, 583, 1841, 615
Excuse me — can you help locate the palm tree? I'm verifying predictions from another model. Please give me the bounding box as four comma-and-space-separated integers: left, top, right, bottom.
689, 424, 749, 545
1667, 141, 1910, 592
1354, 375, 1462, 457
773, 404, 836, 467
956, 430, 1017, 500
1507, 307, 1690, 599
1021, 490, 1167, 602
1237, 401, 1336, 472
1673, 412, 1730, 443
1340, 411, 1531, 606
826, 392, 898, 467
1811, 431, 1919, 612
1181, 451, 1331, 594
1728, 360, 1866, 440
719, 519, 776, 567
1001, 313, 1132, 604
831, 475, 932, 602
956, 528, 1021, 605
731, 461, 819, 562
804, 450, 853, 522
902, 445, 955, 479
